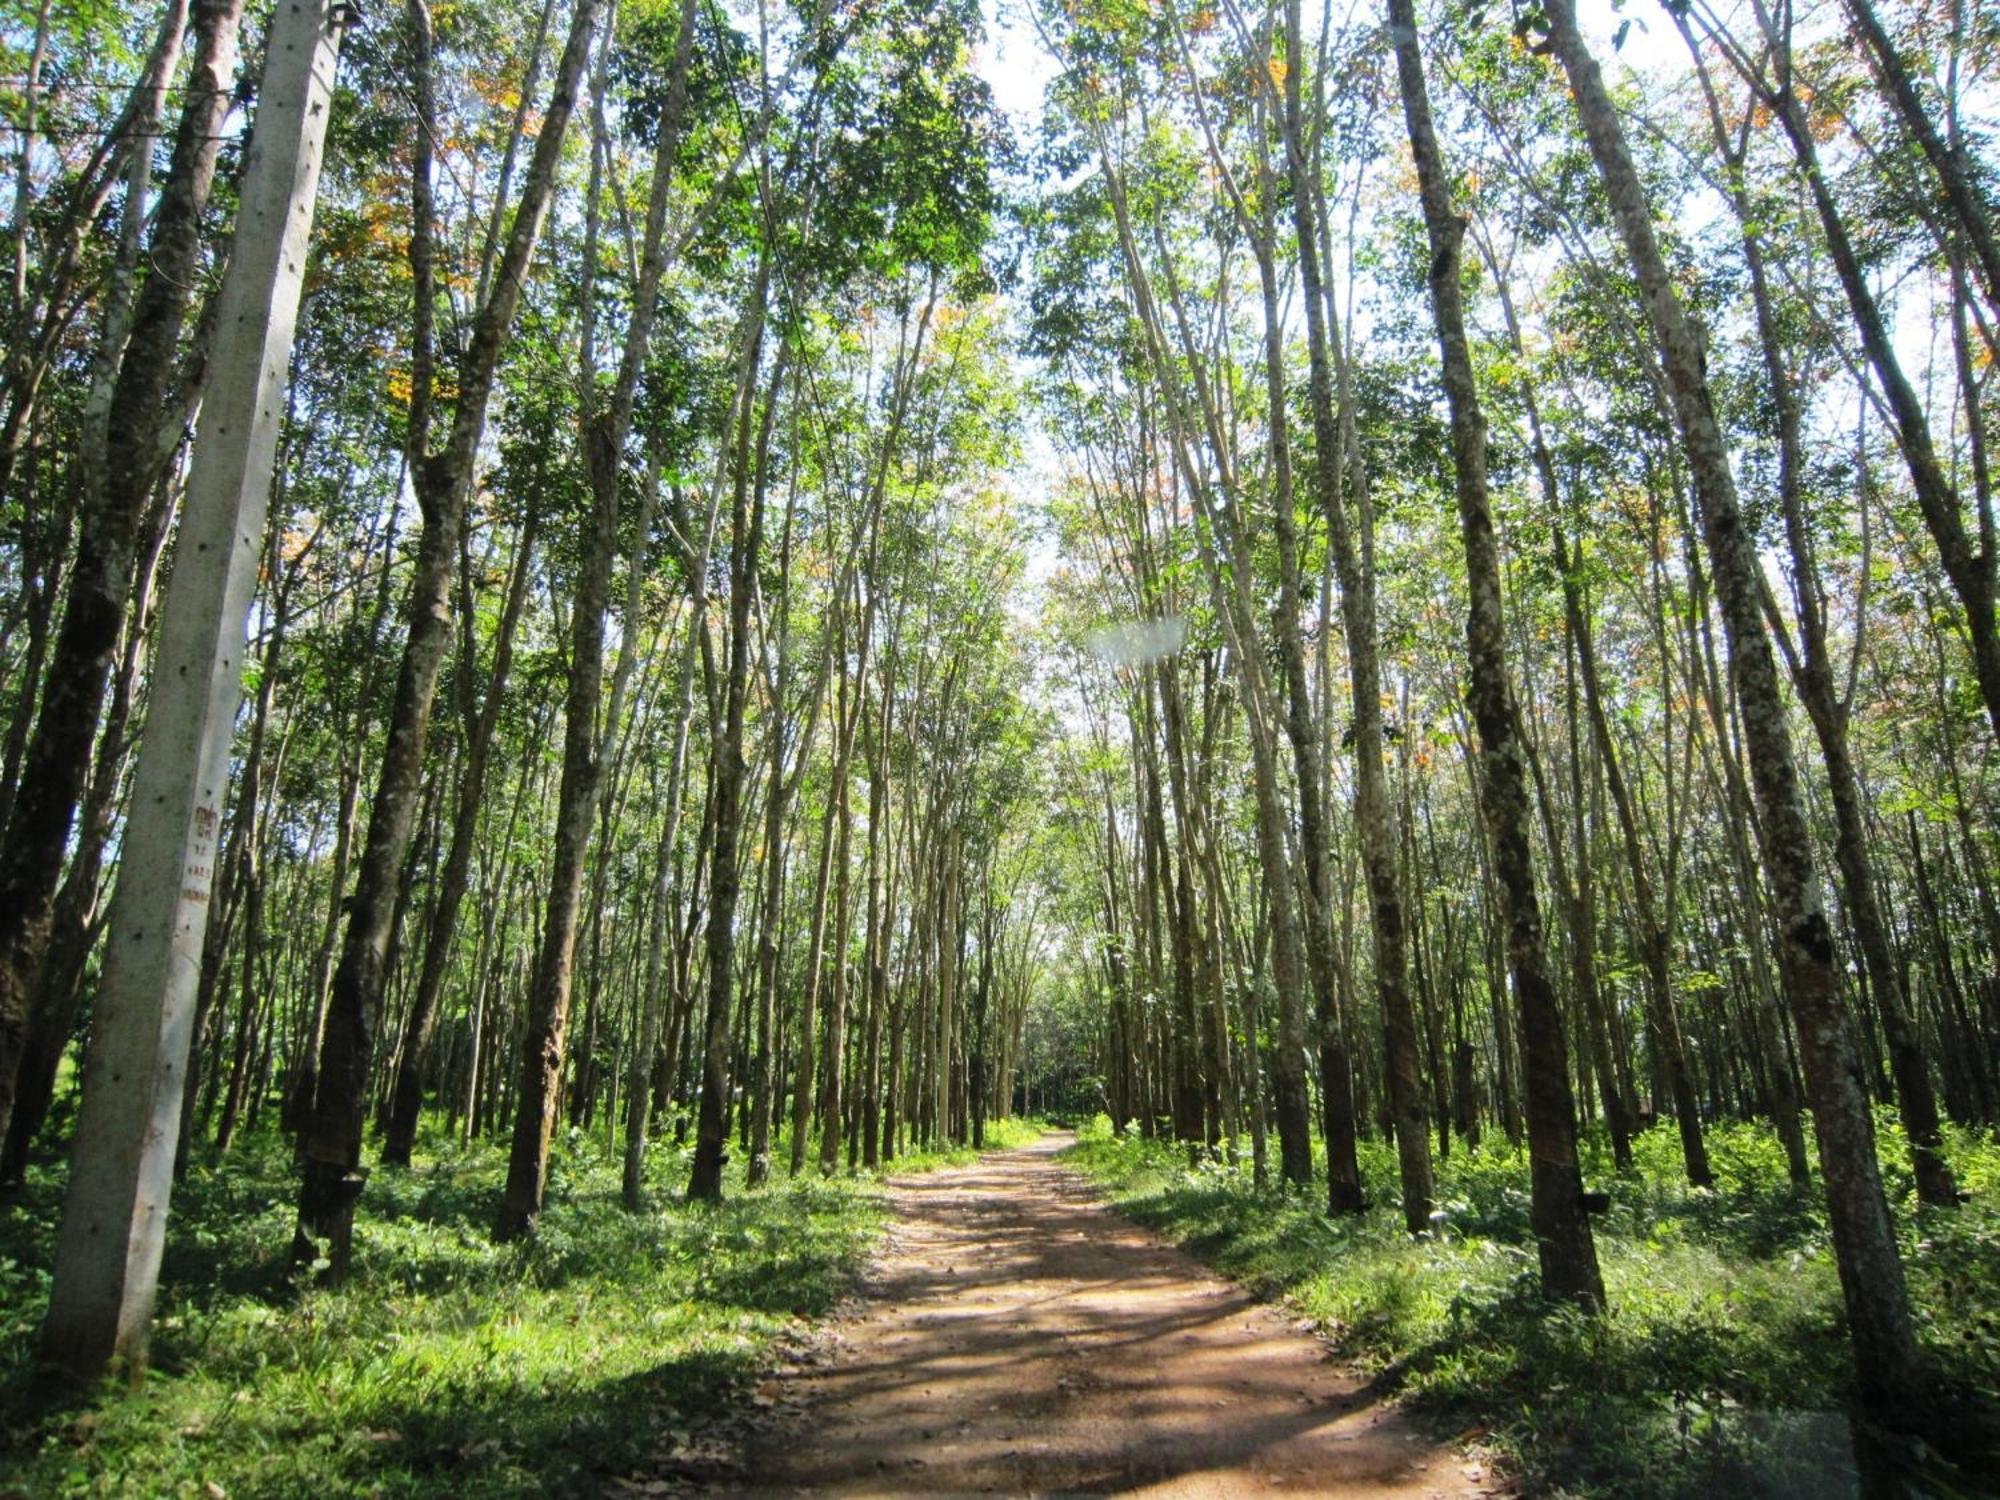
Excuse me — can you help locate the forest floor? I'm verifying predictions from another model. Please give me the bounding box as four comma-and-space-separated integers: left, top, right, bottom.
0, 1119, 1039, 1499
1058, 1117, 2000, 1499
728, 1132, 1489, 1497
8, 1117, 1994, 1496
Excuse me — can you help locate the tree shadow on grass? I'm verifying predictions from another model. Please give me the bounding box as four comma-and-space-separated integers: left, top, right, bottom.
343, 1341, 767, 1499
0, 1129, 879, 1499
1, 1336, 769, 1500
1365, 1274, 1995, 1499
1073, 1142, 2000, 1497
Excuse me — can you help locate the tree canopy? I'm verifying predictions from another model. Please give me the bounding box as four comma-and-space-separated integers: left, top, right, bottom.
1, 0, 1999, 1490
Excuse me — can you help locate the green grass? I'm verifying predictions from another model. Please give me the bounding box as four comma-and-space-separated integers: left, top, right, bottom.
1064, 1112, 2000, 1498
966, 1115, 1051, 1151
0, 1114, 1051, 1499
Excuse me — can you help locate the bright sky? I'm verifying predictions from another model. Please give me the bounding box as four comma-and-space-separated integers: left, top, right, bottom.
979, 0, 1056, 130
971, 0, 1690, 597
970, 0, 1708, 667
973, 0, 1689, 136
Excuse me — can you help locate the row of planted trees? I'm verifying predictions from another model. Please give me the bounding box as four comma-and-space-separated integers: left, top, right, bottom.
0, 0, 1053, 1382
1022, 0, 2000, 1442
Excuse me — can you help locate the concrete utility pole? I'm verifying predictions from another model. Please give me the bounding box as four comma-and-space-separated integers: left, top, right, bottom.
42, 0, 349, 1382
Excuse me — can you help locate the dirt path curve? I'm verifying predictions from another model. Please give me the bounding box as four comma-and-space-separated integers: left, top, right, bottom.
735, 1133, 1493, 1497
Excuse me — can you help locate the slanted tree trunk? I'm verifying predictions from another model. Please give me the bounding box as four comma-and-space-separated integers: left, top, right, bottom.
1178, 12, 1366, 1197
1389, 0, 1602, 1305
1082, 107, 1317, 1188
380, 503, 539, 1166
1668, 13, 1935, 1199
0, 475, 178, 1188
1719, 2, 2000, 748
0, 0, 186, 538
296, 0, 599, 1278
1839, 0, 2000, 321
0, 0, 244, 1154
1276, 0, 1429, 1220
1543, 0, 1925, 1423
1469, 164, 1713, 1188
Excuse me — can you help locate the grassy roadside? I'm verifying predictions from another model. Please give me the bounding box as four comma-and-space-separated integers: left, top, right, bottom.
0, 1115, 1047, 1499
1063, 1114, 2000, 1498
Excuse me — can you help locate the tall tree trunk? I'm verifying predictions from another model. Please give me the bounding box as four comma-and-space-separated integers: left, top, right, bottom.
0, 0, 244, 1153
1081, 106, 1317, 1187
381, 503, 539, 1166
1839, 0, 2000, 321
1543, 0, 1925, 1423
1499, 231, 1712, 1184
1390, 0, 1602, 1305
822, 765, 857, 1170
858, 662, 894, 1168
1274, 0, 1429, 1220
1729, 5, 2000, 747
789, 676, 843, 1176
497, 0, 694, 1235
297, 0, 599, 1277
746, 496, 825, 1186
209, 521, 303, 1161
0, 476, 177, 1187
689, 301, 777, 1202
1676, 6, 1965, 1210
624, 599, 711, 1205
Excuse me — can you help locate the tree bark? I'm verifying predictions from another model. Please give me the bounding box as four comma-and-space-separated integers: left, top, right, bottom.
497, 0, 695, 1235
1274, 0, 1430, 1219
0, 0, 244, 1154
1543, 0, 1925, 1422
296, 0, 599, 1276
1390, 0, 1602, 1304
1839, 0, 2000, 321
381, 503, 539, 1166
1733, 5, 2000, 748
689, 303, 777, 1202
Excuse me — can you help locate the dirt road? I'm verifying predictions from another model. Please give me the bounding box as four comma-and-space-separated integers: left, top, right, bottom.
734, 1133, 1490, 1497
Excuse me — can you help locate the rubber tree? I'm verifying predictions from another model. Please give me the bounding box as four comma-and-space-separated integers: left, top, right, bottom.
497, 0, 700, 1239
1274, 0, 1432, 1225
0, 0, 243, 1156
377, 500, 540, 1167
1670, 5, 1955, 1207
1059, 61, 1320, 1185
1539, 0, 1925, 1426
1705, 0, 2000, 754
1388, 0, 1602, 1307
295, 0, 601, 1280
688, 294, 777, 1201
1166, 2, 1370, 1207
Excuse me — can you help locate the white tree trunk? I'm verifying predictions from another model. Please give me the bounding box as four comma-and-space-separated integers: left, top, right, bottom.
41, 0, 346, 1381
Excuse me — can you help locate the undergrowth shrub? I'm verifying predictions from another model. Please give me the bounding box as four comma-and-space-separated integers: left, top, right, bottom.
0, 1116, 1044, 1498
1066, 1112, 2000, 1497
